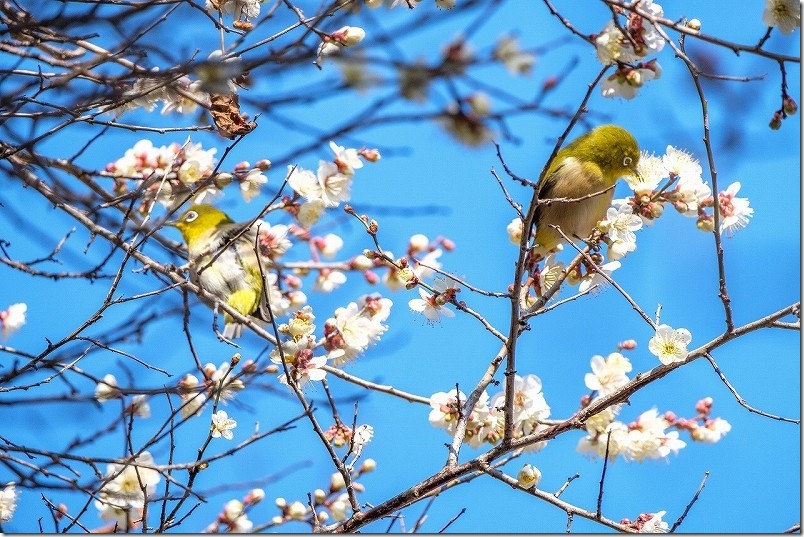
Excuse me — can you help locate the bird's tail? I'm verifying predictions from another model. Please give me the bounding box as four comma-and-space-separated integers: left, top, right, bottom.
223, 322, 243, 340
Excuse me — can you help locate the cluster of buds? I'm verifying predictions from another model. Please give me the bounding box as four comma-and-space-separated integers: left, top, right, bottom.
770, 95, 798, 130
669, 397, 733, 443
621, 511, 669, 532
204, 489, 264, 533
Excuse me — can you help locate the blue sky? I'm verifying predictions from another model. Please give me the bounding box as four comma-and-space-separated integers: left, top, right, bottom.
0, 0, 799, 532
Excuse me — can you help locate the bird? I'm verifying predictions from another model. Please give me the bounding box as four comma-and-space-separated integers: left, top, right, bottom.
167, 204, 268, 339
531, 124, 640, 260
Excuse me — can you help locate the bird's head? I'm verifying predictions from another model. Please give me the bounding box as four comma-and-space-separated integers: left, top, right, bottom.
166, 204, 234, 247
569, 124, 641, 184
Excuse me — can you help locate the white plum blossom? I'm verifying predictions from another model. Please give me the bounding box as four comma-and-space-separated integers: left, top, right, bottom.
640, 511, 670, 533
325, 294, 391, 365
516, 464, 542, 489
313, 269, 347, 293
329, 141, 363, 175
576, 260, 621, 294
663, 146, 702, 182
538, 254, 565, 296
0, 302, 27, 340
211, 410, 238, 440
408, 279, 456, 322
413, 248, 443, 280
489, 374, 551, 426
717, 182, 754, 236
763, 0, 801, 34
493, 35, 537, 75
429, 389, 490, 437
584, 352, 632, 396
256, 221, 292, 260
630, 151, 666, 194
690, 417, 732, 443
95, 452, 161, 517
648, 324, 692, 365
0, 483, 17, 522
601, 60, 662, 100
270, 336, 327, 387
240, 168, 267, 202
599, 204, 642, 260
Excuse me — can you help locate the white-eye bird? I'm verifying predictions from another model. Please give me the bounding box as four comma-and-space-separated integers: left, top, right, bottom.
167, 204, 268, 339
532, 124, 640, 260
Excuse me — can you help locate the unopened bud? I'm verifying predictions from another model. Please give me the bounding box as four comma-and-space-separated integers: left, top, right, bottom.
696, 216, 715, 233
359, 148, 381, 162
783, 96, 798, 115
246, 488, 265, 505
769, 111, 783, 130
233, 19, 253, 31
330, 472, 346, 492
287, 501, 307, 520
408, 234, 430, 254
619, 339, 637, 351
467, 93, 491, 116
542, 76, 558, 91
364, 270, 379, 284
649, 202, 664, 219
275, 497, 287, 509
360, 458, 377, 473
686, 18, 701, 31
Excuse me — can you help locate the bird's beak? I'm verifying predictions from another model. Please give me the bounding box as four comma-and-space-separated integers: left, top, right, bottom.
163, 218, 179, 228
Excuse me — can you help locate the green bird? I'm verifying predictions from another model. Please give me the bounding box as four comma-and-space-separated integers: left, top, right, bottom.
167, 204, 268, 339
532, 124, 640, 260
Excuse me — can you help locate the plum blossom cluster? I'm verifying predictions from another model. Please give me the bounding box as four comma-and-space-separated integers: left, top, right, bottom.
206, 0, 261, 30
286, 141, 380, 228
106, 139, 275, 211
175, 357, 254, 419
323, 294, 392, 366
621, 510, 670, 533
594, 0, 665, 99
268, 461, 375, 528
0, 302, 26, 340
269, 295, 391, 387
203, 488, 265, 533
428, 374, 551, 449
0, 483, 17, 523
577, 351, 730, 461
409, 277, 460, 323
110, 73, 209, 117
367, 232, 455, 292
493, 35, 537, 75
625, 145, 753, 236
316, 26, 367, 66
94, 452, 161, 530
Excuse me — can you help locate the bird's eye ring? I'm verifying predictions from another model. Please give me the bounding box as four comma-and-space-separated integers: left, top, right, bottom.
184, 211, 199, 223
623, 156, 633, 167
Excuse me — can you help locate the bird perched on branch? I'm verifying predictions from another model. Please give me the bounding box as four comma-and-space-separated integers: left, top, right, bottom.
167, 204, 268, 339
531, 124, 640, 260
